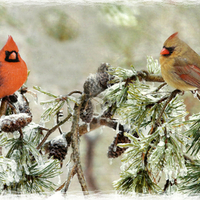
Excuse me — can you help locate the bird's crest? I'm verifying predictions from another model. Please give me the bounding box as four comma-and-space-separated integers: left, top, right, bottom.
168, 32, 178, 40
3, 36, 19, 52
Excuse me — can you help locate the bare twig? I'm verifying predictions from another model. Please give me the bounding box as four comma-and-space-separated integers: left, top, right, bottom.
155, 83, 167, 92
64, 117, 130, 147
130, 71, 164, 83
122, 71, 164, 87
68, 90, 83, 96
63, 164, 77, 193
56, 163, 78, 192
57, 110, 64, 134
36, 113, 72, 150
38, 126, 49, 132
79, 117, 128, 136
56, 91, 82, 101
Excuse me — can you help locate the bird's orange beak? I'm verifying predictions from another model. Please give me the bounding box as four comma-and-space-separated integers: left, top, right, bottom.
160, 48, 170, 55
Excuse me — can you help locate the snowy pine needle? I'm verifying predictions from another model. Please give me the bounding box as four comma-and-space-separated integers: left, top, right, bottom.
146, 56, 160, 75
101, 58, 191, 194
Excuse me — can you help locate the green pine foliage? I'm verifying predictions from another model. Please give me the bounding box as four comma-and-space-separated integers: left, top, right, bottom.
113, 169, 161, 194
103, 56, 196, 194
33, 86, 76, 122
0, 86, 76, 194
184, 115, 200, 156
0, 123, 61, 193
179, 160, 200, 194
179, 114, 200, 194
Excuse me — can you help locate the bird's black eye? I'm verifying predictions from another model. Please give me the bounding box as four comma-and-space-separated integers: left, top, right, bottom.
5, 51, 19, 62
163, 46, 175, 56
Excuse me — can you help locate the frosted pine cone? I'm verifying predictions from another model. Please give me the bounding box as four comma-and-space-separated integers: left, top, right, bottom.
0, 113, 32, 133
96, 72, 109, 89
83, 63, 114, 98
97, 63, 114, 89
83, 74, 103, 98
48, 135, 68, 162
107, 132, 130, 158
97, 63, 110, 89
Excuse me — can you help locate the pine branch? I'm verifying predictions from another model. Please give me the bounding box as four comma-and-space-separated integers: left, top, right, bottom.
39, 64, 165, 152
40, 90, 82, 104
79, 117, 129, 136
145, 96, 169, 109
128, 70, 164, 83
155, 83, 167, 92
70, 95, 89, 195
35, 61, 190, 195
148, 89, 182, 135
56, 163, 77, 192
58, 97, 126, 195
179, 160, 200, 194
155, 89, 182, 126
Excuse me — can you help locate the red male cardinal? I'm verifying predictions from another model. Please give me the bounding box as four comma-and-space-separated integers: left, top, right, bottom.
0, 36, 27, 98
160, 32, 200, 91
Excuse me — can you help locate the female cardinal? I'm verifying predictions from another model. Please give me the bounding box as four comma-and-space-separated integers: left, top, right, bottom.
0, 36, 27, 98
160, 32, 200, 91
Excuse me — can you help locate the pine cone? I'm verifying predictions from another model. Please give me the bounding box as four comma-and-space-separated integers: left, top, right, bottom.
107, 132, 131, 158
83, 63, 114, 98
96, 63, 114, 89
48, 135, 68, 162
80, 99, 94, 123
0, 113, 32, 133
96, 63, 110, 89
96, 72, 109, 89
83, 74, 103, 98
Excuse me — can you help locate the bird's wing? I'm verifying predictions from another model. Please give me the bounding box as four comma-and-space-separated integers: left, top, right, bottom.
175, 65, 200, 89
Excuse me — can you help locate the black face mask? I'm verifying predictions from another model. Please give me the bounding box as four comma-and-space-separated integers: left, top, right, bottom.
5, 51, 19, 62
